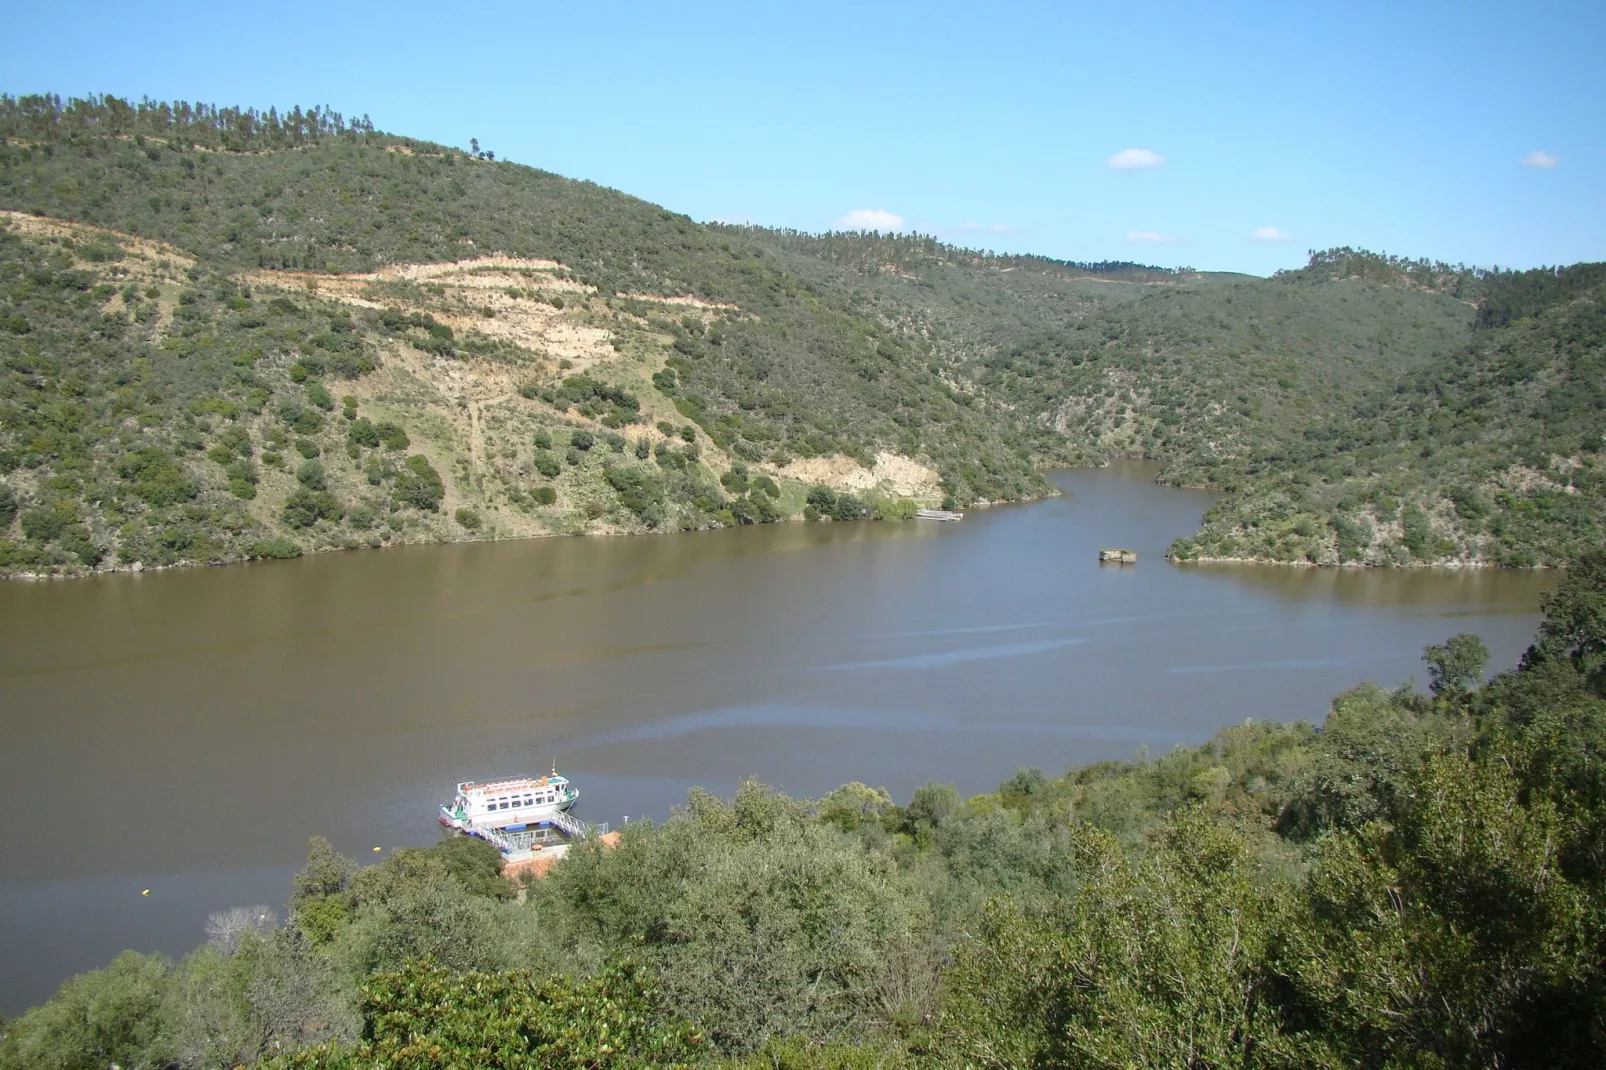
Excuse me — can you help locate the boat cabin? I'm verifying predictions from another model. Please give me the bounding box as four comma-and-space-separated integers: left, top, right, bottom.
447, 774, 577, 827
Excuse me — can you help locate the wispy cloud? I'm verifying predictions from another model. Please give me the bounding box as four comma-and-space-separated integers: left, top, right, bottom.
1249, 225, 1291, 242
1521, 150, 1559, 169
1126, 230, 1178, 244
1108, 148, 1165, 170
833, 208, 905, 231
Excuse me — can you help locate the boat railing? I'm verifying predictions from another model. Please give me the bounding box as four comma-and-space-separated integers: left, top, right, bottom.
550, 809, 609, 841
475, 825, 519, 853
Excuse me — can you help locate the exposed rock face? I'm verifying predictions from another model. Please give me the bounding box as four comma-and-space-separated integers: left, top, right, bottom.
774, 452, 943, 501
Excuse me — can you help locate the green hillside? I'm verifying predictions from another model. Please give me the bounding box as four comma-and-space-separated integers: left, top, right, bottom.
963, 267, 1476, 476
1173, 263, 1606, 565
0, 94, 1060, 574
0, 93, 1602, 576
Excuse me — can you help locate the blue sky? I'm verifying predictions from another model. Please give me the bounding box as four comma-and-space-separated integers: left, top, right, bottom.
5, 0, 1601, 274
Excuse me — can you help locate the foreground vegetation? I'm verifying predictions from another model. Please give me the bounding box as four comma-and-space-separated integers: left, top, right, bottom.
2, 93, 1602, 574
7, 555, 1605, 1067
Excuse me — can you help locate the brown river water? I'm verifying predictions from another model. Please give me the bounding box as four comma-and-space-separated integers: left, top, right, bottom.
0, 464, 1555, 1012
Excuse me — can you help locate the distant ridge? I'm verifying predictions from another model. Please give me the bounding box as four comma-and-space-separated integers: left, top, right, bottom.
0, 92, 1600, 574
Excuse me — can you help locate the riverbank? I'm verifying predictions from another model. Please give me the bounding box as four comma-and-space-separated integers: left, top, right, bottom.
1170, 552, 1551, 570
0, 481, 1053, 583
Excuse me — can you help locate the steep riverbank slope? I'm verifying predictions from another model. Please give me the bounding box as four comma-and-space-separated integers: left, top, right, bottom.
0, 94, 1601, 574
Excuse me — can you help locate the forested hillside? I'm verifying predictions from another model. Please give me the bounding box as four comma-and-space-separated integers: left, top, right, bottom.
0, 92, 1602, 576
6, 556, 1606, 1068
0, 94, 1057, 574
710, 233, 1605, 567
1173, 263, 1606, 565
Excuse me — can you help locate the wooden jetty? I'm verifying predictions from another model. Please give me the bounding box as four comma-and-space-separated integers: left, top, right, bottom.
1099, 548, 1137, 564
915, 508, 964, 522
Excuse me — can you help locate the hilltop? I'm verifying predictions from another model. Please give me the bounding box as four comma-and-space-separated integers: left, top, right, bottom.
0, 93, 1601, 574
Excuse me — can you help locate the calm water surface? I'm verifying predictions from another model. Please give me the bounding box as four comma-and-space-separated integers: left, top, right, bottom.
0, 464, 1554, 1011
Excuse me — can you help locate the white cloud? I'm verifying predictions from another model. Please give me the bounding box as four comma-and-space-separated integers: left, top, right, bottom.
1521, 150, 1559, 168
1108, 148, 1165, 170
1249, 226, 1291, 242
833, 208, 905, 231
1126, 230, 1178, 244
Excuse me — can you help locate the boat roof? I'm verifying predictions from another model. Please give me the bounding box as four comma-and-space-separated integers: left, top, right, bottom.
458, 774, 568, 794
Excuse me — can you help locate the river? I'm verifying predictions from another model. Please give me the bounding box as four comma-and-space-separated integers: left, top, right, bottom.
0, 463, 1555, 1012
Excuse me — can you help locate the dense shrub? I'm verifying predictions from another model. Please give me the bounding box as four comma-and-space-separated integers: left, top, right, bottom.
392, 455, 444, 512
806, 485, 867, 521
605, 465, 666, 526
248, 537, 302, 559
346, 418, 380, 448
282, 489, 341, 528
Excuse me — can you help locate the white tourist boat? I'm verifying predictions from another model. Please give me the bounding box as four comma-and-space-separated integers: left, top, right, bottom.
439, 768, 579, 835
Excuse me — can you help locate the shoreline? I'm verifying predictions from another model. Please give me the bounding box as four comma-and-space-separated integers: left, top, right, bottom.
4, 475, 1566, 581
0, 492, 1039, 583
1170, 553, 1554, 570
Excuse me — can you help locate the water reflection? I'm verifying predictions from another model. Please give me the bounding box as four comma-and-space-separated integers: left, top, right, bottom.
1186, 560, 1550, 611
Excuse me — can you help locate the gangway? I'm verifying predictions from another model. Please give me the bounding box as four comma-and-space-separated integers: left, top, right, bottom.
550, 809, 610, 841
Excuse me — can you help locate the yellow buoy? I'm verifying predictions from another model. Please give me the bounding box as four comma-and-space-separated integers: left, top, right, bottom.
141, 889, 150, 896
373, 846, 383, 852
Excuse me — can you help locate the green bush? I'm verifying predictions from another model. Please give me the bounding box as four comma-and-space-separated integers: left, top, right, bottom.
454, 507, 481, 530
1401, 503, 1433, 559
392, 455, 444, 512
295, 459, 327, 490
21, 502, 75, 543
605, 465, 666, 526
807, 485, 867, 521
1333, 514, 1372, 562
282, 488, 341, 529
376, 422, 409, 451
118, 448, 198, 506
0, 951, 174, 1070
266, 960, 701, 1070
532, 485, 557, 505
347, 417, 380, 448
248, 537, 302, 559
